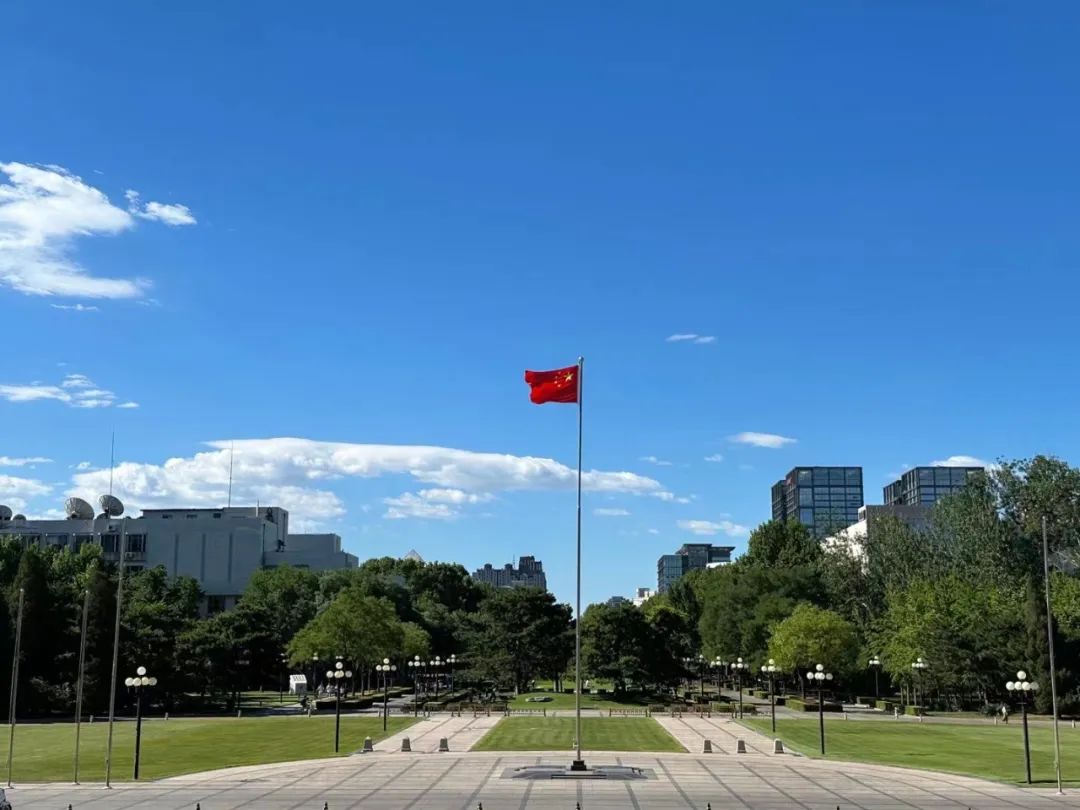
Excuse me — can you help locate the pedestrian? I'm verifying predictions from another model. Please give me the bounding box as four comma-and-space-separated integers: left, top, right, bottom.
1001, 704, 1009, 724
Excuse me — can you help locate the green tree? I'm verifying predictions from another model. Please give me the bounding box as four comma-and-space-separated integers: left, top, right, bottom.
741, 519, 821, 570
767, 604, 859, 679
580, 602, 652, 692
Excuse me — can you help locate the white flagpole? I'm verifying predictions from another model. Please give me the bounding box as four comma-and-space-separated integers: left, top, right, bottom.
104, 517, 127, 788
6, 588, 24, 788
73, 587, 90, 783
572, 356, 586, 771
1043, 516, 1064, 794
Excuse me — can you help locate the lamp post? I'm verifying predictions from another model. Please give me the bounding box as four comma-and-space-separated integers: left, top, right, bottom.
1006, 670, 1040, 785
376, 658, 397, 732
448, 654, 458, 693
732, 657, 748, 719
761, 659, 779, 734
710, 657, 723, 696
806, 664, 833, 755
910, 657, 928, 711
430, 657, 443, 700
311, 653, 320, 699
408, 656, 422, 716
124, 667, 157, 780
326, 660, 351, 753
279, 653, 288, 704
868, 655, 881, 700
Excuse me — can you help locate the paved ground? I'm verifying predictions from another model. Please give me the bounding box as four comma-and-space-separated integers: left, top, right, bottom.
11, 749, 1080, 809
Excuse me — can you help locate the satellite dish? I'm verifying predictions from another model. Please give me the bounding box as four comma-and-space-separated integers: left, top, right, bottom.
12, 515, 25, 525
65, 497, 95, 520
99, 495, 124, 517
0, 505, 11, 521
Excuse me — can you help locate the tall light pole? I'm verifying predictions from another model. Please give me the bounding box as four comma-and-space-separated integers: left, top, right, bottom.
868, 655, 881, 700
710, 657, 723, 696
732, 657, 748, 719
911, 657, 928, 711
327, 660, 350, 753
448, 654, 457, 693
761, 659, 779, 734
1006, 670, 1040, 785
806, 664, 833, 755
311, 653, 320, 700
408, 656, 422, 716
279, 653, 288, 704
430, 657, 443, 700
376, 658, 397, 732
124, 667, 157, 780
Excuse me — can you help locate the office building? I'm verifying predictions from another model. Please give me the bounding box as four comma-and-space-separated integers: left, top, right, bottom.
823, 504, 935, 561
0, 501, 358, 612
471, 555, 547, 590
632, 587, 655, 607
605, 596, 631, 607
771, 466, 864, 536
656, 543, 733, 593
884, 466, 984, 507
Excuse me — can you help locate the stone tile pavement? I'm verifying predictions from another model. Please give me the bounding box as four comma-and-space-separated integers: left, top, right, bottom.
10, 749, 1080, 809
376, 713, 502, 753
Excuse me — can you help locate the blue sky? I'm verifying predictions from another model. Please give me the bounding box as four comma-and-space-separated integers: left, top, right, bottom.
1, 3, 1077, 605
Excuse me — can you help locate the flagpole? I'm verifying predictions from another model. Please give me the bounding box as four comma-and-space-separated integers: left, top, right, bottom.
1043, 516, 1064, 794
104, 516, 127, 788
73, 587, 90, 784
6, 588, 24, 788
572, 356, 586, 771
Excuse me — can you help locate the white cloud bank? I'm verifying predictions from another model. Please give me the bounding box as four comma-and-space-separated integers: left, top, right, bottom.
594, 507, 630, 517
0, 373, 137, 409
931, 455, 994, 469
0, 456, 51, 467
677, 518, 749, 538
66, 437, 668, 526
0, 473, 53, 513
728, 431, 797, 449
0, 161, 194, 299
124, 190, 197, 226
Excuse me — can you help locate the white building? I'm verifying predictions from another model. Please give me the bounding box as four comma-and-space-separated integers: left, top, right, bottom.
0, 502, 358, 611
823, 504, 935, 563
632, 587, 655, 607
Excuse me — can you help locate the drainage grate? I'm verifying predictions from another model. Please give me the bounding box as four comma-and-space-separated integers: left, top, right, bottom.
501, 765, 654, 780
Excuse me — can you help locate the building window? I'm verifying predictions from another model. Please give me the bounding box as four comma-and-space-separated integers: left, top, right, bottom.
126, 565, 144, 574
797, 470, 811, 485
186, 513, 198, 519
126, 535, 147, 553
206, 596, 227, 615
799, 508, 814, 524
161, 514, 173, 519
799, 488, 813, 506
213, 512, 222, 519
100, 534, 119, 553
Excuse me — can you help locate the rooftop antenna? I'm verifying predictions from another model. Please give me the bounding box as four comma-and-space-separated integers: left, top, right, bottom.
227, 441, 235, 508
108, 431, 115, 497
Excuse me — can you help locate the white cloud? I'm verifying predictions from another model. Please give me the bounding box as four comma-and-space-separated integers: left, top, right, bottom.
666, 333, 716, 344
74, 461, 93, 470
0, 474, 52, 512
117, 401, 140, 409
728, 431, 797, 449
639, 455, 673, 466
704, 454, 724, 463
67, 437, 667, 526
677, 518, 749, 538
647, 528, 660, 535
51, 303, 99, 312
0, 456, 51, 467
931, 455, 993, 469
125, 190, 197, 226
0, 372, 134, 409
0, 162, 149, 298
594, 507, 630, 517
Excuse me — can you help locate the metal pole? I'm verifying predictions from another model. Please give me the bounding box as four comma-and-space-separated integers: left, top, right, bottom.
874, 668, 879, 699
383, 674, 388, 732
770, 675, 776, 734
334, 687, 341, 753
1042, 515, 1065, 794
133, 688, 143, 780
413, 670, 419, 717
818, 685, 826, 755
572, 356, 585, 771
737, 673, 743, 720
6, 588, 24, 788
73, 587, 90, 783
104, 517, 127, 788
1022, 697, 1032, 785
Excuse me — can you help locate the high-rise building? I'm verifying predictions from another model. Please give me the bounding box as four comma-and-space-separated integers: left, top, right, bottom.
771, 466, 864, 536
656, 543, 733, 593
883, 466, 984, 507
471, 556, 547, 590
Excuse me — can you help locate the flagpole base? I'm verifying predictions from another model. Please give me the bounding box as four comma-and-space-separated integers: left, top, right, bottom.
570, 759, 588, 772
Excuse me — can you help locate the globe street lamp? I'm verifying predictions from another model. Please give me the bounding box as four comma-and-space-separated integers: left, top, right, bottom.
376, 659, 397, 732
806, 664, 834, 755
448, 654, 458, 694
311, 653, 320, 699
868, 655, 882, 700
710, 657, 723, 696
279, 652, 288, 704
910, 657, 928, 711
1006, 670, 1040, 784
761, 659, 779, 734
430, 657, 443, 700
731, 657, 749, 719
408, 656, 422, 716
326, 660, 351, 753
124, 667, 157, 780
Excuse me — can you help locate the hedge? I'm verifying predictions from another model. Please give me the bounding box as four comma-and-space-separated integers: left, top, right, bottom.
785, 698, 841, 713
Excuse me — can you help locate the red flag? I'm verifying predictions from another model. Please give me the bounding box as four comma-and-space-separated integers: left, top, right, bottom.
525, 365, 579, 404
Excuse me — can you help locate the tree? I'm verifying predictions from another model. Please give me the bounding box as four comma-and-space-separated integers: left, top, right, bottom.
768, 604, 859, 680
580, 602, 652, 692
741, 519, 821, 570
465, 588, 572, 694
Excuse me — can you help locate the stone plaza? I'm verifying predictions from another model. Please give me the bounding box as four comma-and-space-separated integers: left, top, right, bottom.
9, 714, 1080, 809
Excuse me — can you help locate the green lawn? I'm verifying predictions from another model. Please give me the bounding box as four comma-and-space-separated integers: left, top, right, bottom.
473, 717, 685, 752
0, 715, 417, 782
508, 691, 654, 711
745, 717, 1080, 786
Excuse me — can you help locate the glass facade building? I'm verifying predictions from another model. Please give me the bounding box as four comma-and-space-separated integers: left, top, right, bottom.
883, 466, 983, 506
656, 543, 733, 593
771, 466, 864, 536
